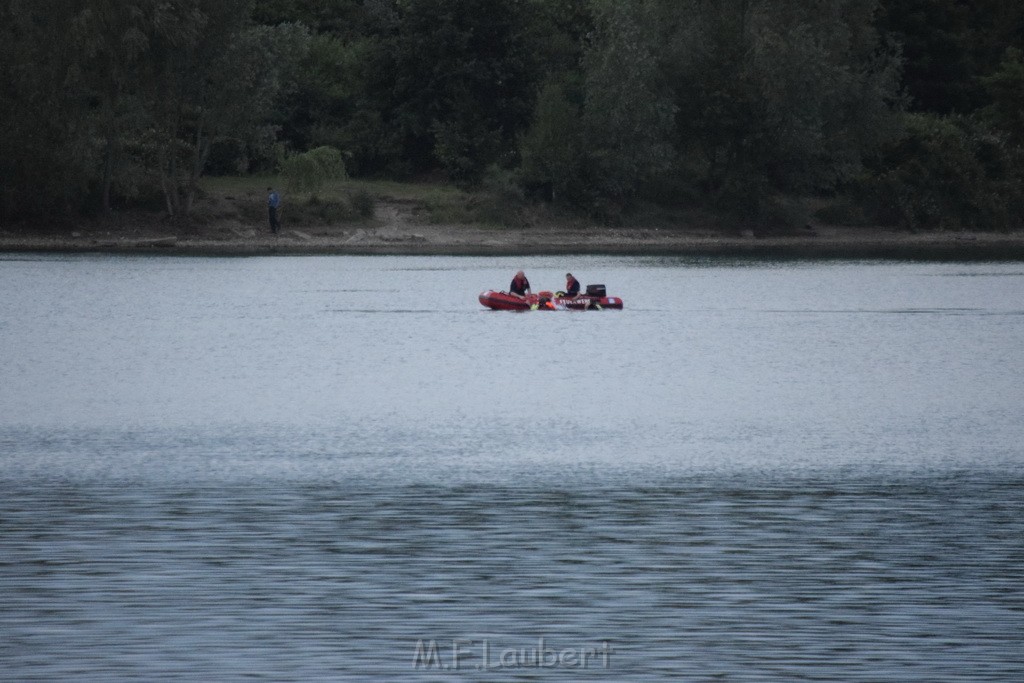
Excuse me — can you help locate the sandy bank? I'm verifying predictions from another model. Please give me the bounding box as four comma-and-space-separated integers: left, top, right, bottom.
3, 204, 1024, 260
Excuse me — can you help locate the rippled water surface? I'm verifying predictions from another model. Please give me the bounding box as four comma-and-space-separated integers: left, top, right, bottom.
2, 254, 1023, 680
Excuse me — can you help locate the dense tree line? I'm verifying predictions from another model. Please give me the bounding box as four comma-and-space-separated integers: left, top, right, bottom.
2, 0, 1023, 229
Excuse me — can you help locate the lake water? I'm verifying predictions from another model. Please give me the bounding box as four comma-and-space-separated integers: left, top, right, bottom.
1, 254, 1023, 681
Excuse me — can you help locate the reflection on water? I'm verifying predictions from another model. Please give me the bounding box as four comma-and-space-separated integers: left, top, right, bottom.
1, 255, 1023, 680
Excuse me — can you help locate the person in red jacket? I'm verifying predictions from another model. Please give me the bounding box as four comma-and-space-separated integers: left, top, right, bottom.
564, 272, 581, 297
509, 270, 531, 297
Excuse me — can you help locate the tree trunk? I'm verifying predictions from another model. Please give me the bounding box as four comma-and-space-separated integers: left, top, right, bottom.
183, 116, 210, 217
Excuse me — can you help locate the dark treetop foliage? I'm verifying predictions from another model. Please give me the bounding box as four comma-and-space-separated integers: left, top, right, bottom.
2, 0, 1022, 228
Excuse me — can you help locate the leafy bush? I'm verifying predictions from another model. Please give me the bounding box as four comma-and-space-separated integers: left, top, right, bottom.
287, 194, 363, 225
861, 114, 1024, 232
281, 146, 347, 194
302, 194, 351, 223
481, 165, 523, 203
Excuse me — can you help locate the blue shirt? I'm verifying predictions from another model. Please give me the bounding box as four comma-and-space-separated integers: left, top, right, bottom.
268, 191, 280, 208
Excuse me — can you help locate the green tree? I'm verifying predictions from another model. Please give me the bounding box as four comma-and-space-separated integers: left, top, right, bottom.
518, 78, 586, 202
269, 33, 366, 159
71, 0, 156, 213
876, 0, 1024, 114
581, 0, 675, 208
521, 0, 591, 77
258, 0, 591, 181
982, 47, 1024, 148
666, 0, 905, 218
254, 0, 382, 172
875, 0, 976, 113
0, 0, 96, 221
139, 0, 308, 216
368, 0, 539, 181
581, 0, 676, 211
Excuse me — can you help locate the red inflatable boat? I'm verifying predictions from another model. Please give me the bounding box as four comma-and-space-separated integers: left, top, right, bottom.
479, 286, 623, 311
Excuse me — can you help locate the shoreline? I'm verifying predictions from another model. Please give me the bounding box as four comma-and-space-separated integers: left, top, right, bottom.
4, 216, 1024, 260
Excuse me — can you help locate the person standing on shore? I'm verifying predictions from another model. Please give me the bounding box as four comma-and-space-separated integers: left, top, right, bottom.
267, 187, 281, 234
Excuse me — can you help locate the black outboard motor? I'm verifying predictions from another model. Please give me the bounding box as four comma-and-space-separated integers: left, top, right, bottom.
585, 284, 606, 297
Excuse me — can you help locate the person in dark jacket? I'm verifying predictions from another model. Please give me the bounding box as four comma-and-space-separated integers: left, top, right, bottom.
510, 270, 531, 297
564, 272, 581, 297
267, 187, 281, 234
